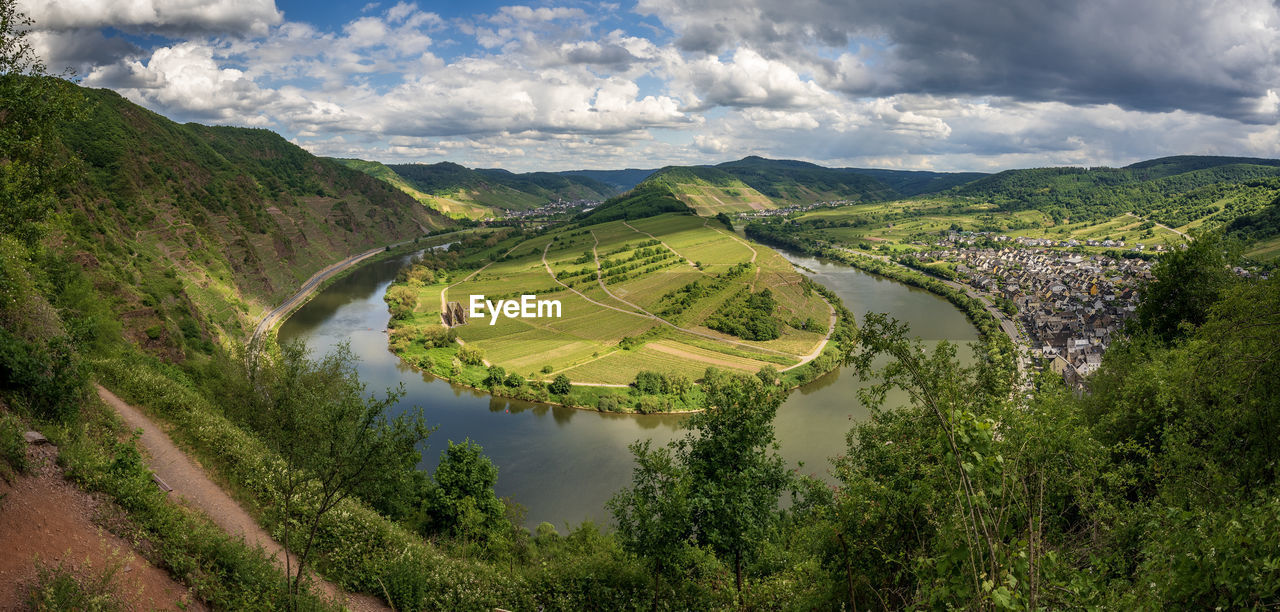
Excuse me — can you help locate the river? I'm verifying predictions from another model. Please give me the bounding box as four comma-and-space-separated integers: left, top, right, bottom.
277, 250, 978, 528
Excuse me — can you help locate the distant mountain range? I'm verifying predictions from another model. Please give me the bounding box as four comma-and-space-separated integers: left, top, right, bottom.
335, 159, 622, 219
339, 155, 993, 219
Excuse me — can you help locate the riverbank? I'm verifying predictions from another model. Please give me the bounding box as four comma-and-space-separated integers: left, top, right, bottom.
249, 230, 465, 348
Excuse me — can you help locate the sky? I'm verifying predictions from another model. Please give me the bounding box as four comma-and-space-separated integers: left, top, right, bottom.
23, 0, 1280, 173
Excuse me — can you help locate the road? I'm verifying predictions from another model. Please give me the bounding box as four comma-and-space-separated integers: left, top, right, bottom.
251, 237, 431, 349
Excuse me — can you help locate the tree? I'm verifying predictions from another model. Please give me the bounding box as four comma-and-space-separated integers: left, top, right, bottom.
237, 341, 431, 604
607, 440, 692, 611
1135, 232, 1237, 342
0, 0, 80, 247
549, 374, 572, 395
425, 439, 507, 544
681, 368, 789, 602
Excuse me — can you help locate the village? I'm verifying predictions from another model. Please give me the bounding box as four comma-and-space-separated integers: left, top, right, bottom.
913, 235, 1156, 384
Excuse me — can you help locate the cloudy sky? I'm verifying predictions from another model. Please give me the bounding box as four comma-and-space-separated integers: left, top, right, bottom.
24, 0, 1280, 172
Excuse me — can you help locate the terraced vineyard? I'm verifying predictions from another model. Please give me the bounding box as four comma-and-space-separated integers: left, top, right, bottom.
391, 214, 834, 389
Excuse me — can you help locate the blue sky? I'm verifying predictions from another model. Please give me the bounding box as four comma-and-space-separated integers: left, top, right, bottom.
23, 0, 1280, 172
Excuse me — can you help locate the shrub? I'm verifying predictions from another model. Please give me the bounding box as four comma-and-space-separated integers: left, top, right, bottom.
549, 374, 572, 396
457, 345, 485, 366
25, 557, 124, 612
0, 412, 26, 480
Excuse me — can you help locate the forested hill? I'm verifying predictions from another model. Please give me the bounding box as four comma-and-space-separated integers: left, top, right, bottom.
51, 84, 451, 358
712, 156, 900, 203
949, 155, 1280, 227
381, 161, 619, 213
558, 167, 658, 191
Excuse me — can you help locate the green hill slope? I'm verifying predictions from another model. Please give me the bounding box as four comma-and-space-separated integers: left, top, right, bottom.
640, 166, 777, 214
844, 168, 987, 196
950, 157, 1280, 229
576, 180, 697, 224
51, 85, 451, 358
333, 158, 493, 219
714, 156, 900, 203
383, 162, 618, 213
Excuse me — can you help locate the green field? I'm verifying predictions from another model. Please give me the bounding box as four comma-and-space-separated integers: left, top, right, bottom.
392, 214, 831, 386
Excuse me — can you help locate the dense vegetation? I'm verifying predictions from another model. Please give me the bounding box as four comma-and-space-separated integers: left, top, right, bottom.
705, 289, 780, 340
575, 182, 697, 223
714, 156, 900, 202
951, 157, 1280, 227
47, 84, 451, 358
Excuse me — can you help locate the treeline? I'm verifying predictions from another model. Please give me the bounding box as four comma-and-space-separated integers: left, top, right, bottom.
950, 162, 1280, 226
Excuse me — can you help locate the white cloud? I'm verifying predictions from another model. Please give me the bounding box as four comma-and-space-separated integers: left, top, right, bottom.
24, 1, 1280, 172
664, 48, 829, 111
86, 41, 277, 124
19, 0, 283, 35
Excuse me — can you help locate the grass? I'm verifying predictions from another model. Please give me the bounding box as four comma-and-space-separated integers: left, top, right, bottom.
390, 214, 829, 388
25, 556, 126, 612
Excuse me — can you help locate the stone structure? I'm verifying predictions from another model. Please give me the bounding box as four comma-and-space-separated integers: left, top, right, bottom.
441, 301, 468, 327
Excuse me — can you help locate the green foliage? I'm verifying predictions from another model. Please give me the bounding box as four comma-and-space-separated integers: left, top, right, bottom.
0, 411, 26, 480
422, 440, 508, 541
576, 182, 695, 224
25, 556, 125, 612
705, 288, 780, 340
607, 440, 693, 609
951, 157, 1280, 226
220, 341, 432, 598
1134, 231, 1239, 342
549, 374, 572, 395
456, 344, 485, 366
713, 156, 899, 203
714, 212, 734, 230
681, 368, 790, 599
383, 161, 616, 213
0, 327, 86, 422
484, 365, 507, 387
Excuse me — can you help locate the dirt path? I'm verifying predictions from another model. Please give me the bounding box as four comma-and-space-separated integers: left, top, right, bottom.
1125, 211, 1189, 239
96, 386, 389, 612
0, 441, 197, 610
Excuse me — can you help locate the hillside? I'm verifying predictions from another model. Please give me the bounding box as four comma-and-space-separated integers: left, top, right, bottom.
639, 166, 778, 214
575, 180, 698, 224
51, 85, 451, 358
714, 156, 900, 203
575, 157, 984, 221
843, 167, 988, 196
384, 162, 618, 213
558, 168, 658, 191
950, 156, 1280, 230
332, 158, 493, 219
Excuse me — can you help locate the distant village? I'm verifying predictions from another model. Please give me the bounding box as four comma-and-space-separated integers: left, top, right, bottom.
916, 233, 1157, 385
735, 200, 855, 219
501, 198, 601, 220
